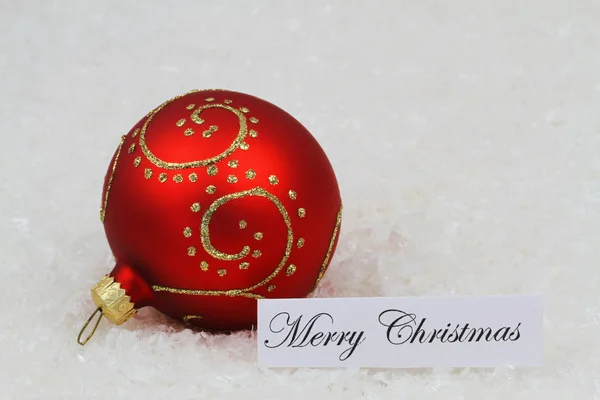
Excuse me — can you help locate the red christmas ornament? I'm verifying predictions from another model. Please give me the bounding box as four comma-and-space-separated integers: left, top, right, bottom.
78, 89, 342, 344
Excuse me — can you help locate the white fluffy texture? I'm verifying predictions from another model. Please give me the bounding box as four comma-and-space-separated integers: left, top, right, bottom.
1, 1, 599, 398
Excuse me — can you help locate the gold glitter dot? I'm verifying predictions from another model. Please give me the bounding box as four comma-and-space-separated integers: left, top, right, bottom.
203, 125, 218, 138
249, 129, 258, 138
133, 156, 141, 167
227, 175, 238, 184
205, 97, 215, 102
246, 169, 256, 180
297, 238, 305, 248
240, 107, 249, 113
186, 103, 195, 110
249, 117, 259, 124
187, 246, 196, 256
268, 175, 279, 185
224, 99, 233, 104
176, 118, 186, 127
267, 285, 275, 292
206, 185, 216, 194
173, 174, 183, 183
158, 173, 167, 183
144, 168, 152, 179
239, 220, 247, 229
240, 142, 250, 151
132, 128, 140, 138
286, 264, 297, 276
207, 165, 218, 176
183, 227, 192, 238
184, 128, 194, 136
218, 269, 227, 277
298, 208, 306, 218
200, 261, 209, 271
189, 172, 198, 182
289, 190, 297, 200
228, 160, 239, 168
128, 143, 136, 153
252, 250, 262, 258
191, 203, 201, 212
254, 232, 263, 240
239, 262, 249, 270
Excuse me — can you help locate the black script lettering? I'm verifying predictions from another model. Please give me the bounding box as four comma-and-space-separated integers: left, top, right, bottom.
323, 331, 340, 346
493, 327, 511, 341
439, 323, 452, 343
264, 312, 365, 361
466, 327, 493, 342
377, 309, 523, 347
291, 313, 334, 348
509, 323, 521, 341
264, 312, 306, 348
310, 331, 325, 346
458, 323, 471, 342
339, 331, 366, 361
446, 324, 461, 343
426, 329, 437, 343
410, 318, 429, 343
378, 309, 419, 345
432, 328, 447, 343
264, 312, 334, 349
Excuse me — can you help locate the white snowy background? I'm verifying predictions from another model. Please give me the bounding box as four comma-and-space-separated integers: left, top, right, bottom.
1, 1, 599, 399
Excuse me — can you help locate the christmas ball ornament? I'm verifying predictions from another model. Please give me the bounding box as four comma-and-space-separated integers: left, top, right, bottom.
78, 89, 342, 344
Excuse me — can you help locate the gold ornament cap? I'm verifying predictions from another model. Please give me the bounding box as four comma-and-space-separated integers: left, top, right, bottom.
91, 275, 137, 325
77, 276, 137, 345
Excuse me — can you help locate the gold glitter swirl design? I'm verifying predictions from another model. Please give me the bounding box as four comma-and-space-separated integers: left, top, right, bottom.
312, 207, 343, 291
100, 135, 126, 223
183, 315, 203, 323
200, 188, 292, 272
153, 285, 264, 299
153, 187, 294, 298
139, 100, 249, 170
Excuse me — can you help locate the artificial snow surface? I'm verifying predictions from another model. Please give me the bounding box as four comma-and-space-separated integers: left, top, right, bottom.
1, 1, 599, 399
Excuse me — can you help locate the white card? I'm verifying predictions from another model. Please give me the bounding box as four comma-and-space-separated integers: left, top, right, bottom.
258, 295, 542, 368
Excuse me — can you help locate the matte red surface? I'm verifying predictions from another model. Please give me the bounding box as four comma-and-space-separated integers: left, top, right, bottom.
100, 89, 341, 330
